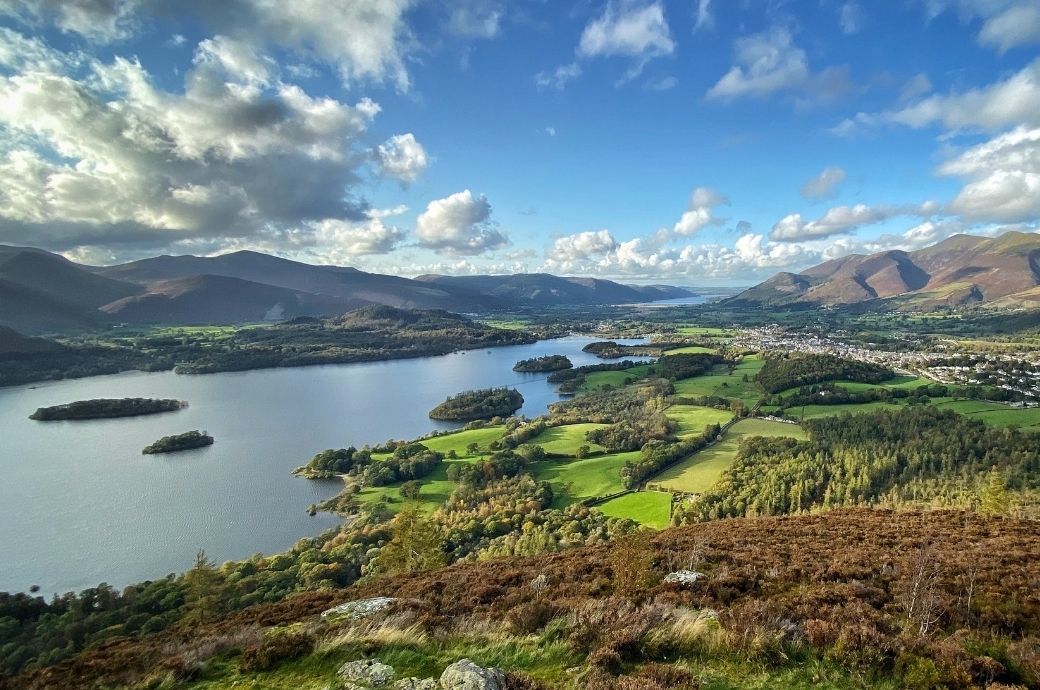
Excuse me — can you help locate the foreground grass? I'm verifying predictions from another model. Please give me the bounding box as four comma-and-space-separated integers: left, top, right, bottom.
652, 418, 806, 494
596, 490, 672, 527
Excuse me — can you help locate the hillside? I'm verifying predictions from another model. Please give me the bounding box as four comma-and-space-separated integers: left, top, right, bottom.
728, 230, 1040, 309
10, 509, 1038, 689
414, 273, 694, 305
99, 274, 367, 325
94, 251, 502, 312
0, 326, 62, 355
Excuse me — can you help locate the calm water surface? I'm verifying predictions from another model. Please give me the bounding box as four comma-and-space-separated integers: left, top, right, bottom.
0, 336, 643, 594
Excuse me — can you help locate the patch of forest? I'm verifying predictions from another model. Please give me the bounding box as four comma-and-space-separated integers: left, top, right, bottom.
512, 354, 572, 372
755, 352, 893, 393
29, 398, 184, 421
141, 430, 214, 454
428, 388, 524, 421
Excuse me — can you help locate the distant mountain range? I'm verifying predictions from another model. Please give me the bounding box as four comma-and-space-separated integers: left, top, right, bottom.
0, 245, 695, 333
728, 231, 1040, 310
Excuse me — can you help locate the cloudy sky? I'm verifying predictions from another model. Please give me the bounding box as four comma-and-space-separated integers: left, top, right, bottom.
0, 0, 1038, 284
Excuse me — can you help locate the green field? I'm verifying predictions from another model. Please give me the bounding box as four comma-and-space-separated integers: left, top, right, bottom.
528, 423, 606, 455
652, 418, 806, 494
533, 451, 640, 505
581, 364, 655, 391
932, 399, 1040, 431
419, 425, 506, 458
782, 401, 907, 420
663, 345, 718, 355
676, 326, 733, 337
672, 356, 765, 405
596, 491, 672, 528
665, 404, 734, 437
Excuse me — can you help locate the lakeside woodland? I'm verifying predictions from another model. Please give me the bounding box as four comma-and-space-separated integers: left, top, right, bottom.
29, 398, 185, 421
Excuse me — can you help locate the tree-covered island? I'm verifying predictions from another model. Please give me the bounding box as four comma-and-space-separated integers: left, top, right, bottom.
141, 430, 214, 454
428, 387, 524, 421
512, 354, 572, 372
29, 398, 186, 421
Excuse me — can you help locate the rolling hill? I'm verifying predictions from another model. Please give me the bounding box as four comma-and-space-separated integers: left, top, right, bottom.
414, 273, 693, 305
729, 230, 1040, 309
0, 245, 694, 332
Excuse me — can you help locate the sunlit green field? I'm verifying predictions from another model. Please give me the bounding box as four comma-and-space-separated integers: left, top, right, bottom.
652, 418, 805, 494
664, 345, 718, 355
676, 326, 734, 337
580, 364, 655, 391
418, 425, 506, 458
527, 423, 606, 455
596, 490, 672, 528
672, 355, 764, 405
665, 404, 734, 437
533, 451, 640, 506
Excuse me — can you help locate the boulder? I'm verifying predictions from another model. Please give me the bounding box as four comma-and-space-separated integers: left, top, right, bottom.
663, 570, 705, 586
439, 659, 506, 690
393, 678, 438, 690
322, 597, 397, 621
338, 658, 396, 688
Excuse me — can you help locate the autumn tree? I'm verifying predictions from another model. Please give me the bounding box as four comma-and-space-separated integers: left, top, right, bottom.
184, 550, 222, 625
369, 503, 446, 575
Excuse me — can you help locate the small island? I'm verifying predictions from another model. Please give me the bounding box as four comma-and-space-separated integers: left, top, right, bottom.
142, 430, 214, 454
428, 387, 524, 421
513, 354, 573, 372
30, 398, 186, 421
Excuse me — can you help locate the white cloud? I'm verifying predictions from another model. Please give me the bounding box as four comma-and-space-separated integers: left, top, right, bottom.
900, 72, 933, 101
694, 0, 713, 32
577, 0, 674, 80
376, 133, 429, 183
543, 230, 618, 271
921, 1, 1040, 53
535, 62, 582, 90
839, 58, 1040, 134
939, 126, 1040, 223
306, 217, 405, 257
707, 28, 809, 100
447, 1, 503, 39
0, 0, 416, 90
673, 187, 728, 236
977, 3, 1040, 53
800, 166, 847, 200
0, 28, 417, 258
415, 190, 509, 255
839, 2, 864, 34
770, 204, 906, 241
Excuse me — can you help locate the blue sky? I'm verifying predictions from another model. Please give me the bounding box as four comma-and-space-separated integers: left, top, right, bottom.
0, 1, 1038, 284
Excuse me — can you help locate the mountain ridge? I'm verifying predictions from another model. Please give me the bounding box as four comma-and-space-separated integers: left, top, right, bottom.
729, 230, 1040, 309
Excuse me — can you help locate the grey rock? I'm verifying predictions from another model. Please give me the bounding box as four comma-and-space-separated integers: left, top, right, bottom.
439, 659, 506, 690
322, 597, 397, 621
393, 678, 438, 690
663, 570, 705, 586
338, 658, 396, 688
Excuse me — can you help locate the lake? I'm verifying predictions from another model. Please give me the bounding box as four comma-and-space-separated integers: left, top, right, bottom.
0, 336, 644, 595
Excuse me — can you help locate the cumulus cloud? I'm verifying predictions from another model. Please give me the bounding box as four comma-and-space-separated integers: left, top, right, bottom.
939, 126, 1040, 223
800, 166, 847, 200
0, 28, 424, 257
577, 0, 674, 80
706, 27, 849, 104
543, 230, 618, 271
0, 0, 416, 89
769, 202, 936, 242
447, 1, 503, 39
673, 187, 728, 236
376, 133, 429, 183
415, 190, 508, 255
836, 58, 1040, 134
306, 217, 405, 258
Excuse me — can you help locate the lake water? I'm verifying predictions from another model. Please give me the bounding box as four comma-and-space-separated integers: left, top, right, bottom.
0, 336, 644, 595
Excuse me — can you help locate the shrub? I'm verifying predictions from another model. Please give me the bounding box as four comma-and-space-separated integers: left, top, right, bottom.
239, 628, 314, 672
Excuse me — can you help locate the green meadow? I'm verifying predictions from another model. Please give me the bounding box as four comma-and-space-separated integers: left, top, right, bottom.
527, 423, 606, 455
665, 404, 734, 437
595, 490, 672, 528
672, 355, 765, 405
651, 418, 806, 494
